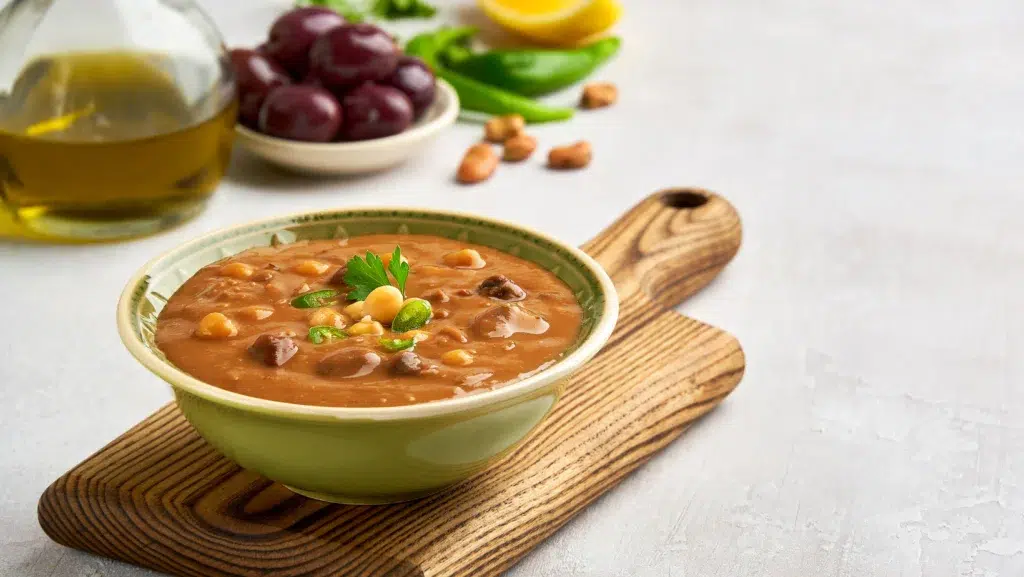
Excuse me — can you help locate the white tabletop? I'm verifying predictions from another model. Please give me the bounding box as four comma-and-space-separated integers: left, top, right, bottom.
3, 0, 1022, 575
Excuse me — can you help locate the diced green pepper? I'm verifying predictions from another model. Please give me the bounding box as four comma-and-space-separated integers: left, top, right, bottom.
379, 337, 416, 352
391, 298, 432, 332
291, 289, 339, 309
309, 326, 348, 344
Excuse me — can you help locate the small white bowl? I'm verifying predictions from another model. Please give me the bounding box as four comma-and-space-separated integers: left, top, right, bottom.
234, 79, 459, 175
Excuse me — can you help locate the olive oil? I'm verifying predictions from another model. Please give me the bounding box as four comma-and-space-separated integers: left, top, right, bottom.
0, 52, 236, 241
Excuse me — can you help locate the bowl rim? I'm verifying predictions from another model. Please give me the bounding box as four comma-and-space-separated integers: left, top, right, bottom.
234, 78, 460, 153
117, 206, 619, 422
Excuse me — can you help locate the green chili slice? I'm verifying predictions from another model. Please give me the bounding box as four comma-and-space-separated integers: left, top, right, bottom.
391, 298, 433, 333
291, 289, 339, 309
379, 337, 416, 352
308, 326, 348, 344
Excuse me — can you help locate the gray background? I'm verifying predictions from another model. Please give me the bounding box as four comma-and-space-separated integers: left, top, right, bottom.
3, 0, 1022, 575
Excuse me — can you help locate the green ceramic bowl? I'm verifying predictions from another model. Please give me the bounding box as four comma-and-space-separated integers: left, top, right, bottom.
117, 208, 618, 504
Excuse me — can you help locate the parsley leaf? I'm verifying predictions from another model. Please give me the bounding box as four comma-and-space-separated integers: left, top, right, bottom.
343, 251, 391, 301
295, 0, 435, 21
370, 0, 436, 19
387, 246, 410, 296
295, 0, 366, 22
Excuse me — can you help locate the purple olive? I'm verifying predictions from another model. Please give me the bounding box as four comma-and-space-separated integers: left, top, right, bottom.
230, 48, 292, 128
339, 83, 413, 141
309, 24, 400, 90
264, 7, 346, 78
258, 85, 342, 142
387, 56, 436, 118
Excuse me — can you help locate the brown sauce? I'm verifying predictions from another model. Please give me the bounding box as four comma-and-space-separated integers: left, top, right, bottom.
155, 235, 583, 407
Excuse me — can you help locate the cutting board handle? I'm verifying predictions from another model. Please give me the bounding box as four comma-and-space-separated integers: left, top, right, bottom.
583, 188, 742, 311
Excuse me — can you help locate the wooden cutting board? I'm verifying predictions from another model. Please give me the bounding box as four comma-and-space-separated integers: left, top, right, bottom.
38, 189, 744, 577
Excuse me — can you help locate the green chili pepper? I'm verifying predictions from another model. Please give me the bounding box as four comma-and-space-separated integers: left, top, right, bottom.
406, 28, 575, 124
309, 326, 348, 344
391, 298, 432, 333
443, 37, 621, 98
379, 337, 416, 352
291, 289, 339, 309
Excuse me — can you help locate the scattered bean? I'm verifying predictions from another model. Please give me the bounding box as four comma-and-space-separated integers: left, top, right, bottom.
548, 141, 592, 170
502, 133, 537, 162
457, 143, 498, 184
580, 82, 618, 109
484, 114, 525, 143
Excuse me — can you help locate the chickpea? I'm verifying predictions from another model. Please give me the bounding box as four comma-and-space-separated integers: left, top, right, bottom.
363, 285, 404, 324
195, 312, 237, 339
442, 349, 474, 366
443, 248, 486, 269
503, 133, 538, 162
294, 260, 330, 276
308, 308, 346, 328
484, 114, 525, 143
348, 319, 385, 336
238, 305, 274, 320
548, 141, 592, 170
400, 330, 430, 342
220, 262, 254, 279
344, 301, 365, 319
456, 143, 498, 184
580, 82, 618, 109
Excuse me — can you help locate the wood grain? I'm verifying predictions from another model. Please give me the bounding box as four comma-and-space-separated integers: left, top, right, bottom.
38, 188, 744, 577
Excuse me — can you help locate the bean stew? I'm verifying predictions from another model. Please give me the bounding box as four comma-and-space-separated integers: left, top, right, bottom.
155, 235, 583, 407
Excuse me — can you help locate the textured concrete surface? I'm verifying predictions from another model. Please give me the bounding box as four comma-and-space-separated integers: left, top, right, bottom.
2, 0, 1022, 575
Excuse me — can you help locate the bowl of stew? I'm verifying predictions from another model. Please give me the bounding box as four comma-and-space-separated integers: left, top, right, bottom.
117, 208, 617, 504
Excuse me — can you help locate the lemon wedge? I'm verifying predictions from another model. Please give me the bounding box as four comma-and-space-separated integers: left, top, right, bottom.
478, 0, 623, 46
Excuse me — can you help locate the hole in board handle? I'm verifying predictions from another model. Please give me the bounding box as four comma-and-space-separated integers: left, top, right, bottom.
660, 190, 708, 209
